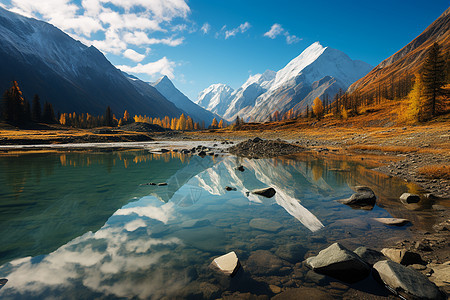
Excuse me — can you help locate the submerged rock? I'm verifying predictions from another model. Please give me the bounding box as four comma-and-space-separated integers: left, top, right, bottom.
251, 187, 276, 198
373, 260, 444, 300
338, 186, 376, 209
353, 247, 386, 266
249, 218, 282, 232
305, 243, 370, 283
381, 248, 424, 266
400, 193, 420, 204
210, 251, 241, 277
272, 287, 334, 300
275, 243, 307, 263
246, 250, 289, 275
181, 219, 211, 229
373, 218, 410, 226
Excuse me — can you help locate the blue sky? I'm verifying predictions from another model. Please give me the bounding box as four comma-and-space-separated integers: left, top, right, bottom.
1, 0, 449, 100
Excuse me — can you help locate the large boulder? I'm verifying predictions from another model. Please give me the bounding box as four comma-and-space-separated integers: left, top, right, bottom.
381, 248, 424, 266
353, 247, 387, 266
400, 193, 420, 204
338, 186, 376, 209
305, 243, 370, 283
210, 251, 241, 277
251, 187, 276, 198
373, 260, 445, 300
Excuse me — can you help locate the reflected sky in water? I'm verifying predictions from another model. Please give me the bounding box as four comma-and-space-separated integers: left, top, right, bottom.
0, 150, 439, 299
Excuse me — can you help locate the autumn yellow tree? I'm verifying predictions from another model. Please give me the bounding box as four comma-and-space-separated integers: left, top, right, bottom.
403, 73, 424, 123
123, 110, 130, 123
177, 114, 186, 130
186, 116, 194, 130
210, 117, 218, 128
312, 97, 324, 120
218, 119, 224, 128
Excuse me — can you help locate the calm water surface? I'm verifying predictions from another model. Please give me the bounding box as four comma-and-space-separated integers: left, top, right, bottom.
0, 150, 440, 299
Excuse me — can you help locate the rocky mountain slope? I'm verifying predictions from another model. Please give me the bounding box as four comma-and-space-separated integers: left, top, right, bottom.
348, 6, 450, 95
0, 7, 182, 117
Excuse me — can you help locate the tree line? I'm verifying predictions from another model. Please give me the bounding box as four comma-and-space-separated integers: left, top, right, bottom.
1, 81, 227, 130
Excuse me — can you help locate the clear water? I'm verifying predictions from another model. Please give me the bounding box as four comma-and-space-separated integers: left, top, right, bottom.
0, 150, 439, 299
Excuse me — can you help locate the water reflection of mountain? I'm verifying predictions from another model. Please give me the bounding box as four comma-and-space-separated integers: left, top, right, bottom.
0, 151, 216, 265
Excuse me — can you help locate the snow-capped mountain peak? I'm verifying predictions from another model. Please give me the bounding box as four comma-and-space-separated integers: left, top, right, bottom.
196, 83, 234, 116
272, 41, 326, 90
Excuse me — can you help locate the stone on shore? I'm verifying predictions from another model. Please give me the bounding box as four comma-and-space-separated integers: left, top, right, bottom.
373, 260, 444, 300
251, 187, 276, 198
249, 218, 282, 232
353, 247, 387, 266
373, 218, 410, 226
381, 248, 424, 266
305, 243, 370, 283
400, 193, 420, 204
338, 186, 376, 208
210, 251, 241, 277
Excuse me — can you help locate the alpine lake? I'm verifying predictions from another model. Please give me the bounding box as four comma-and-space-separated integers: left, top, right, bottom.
0, 146, 442, 299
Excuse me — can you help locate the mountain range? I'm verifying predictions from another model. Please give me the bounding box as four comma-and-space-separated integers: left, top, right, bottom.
0, 7, 215, 124
196, 42, 373, 122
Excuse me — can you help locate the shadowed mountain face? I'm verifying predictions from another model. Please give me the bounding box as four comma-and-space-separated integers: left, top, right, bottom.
151, 76, 222, 124
0, 7, 182, 117
348, 6, 450, 95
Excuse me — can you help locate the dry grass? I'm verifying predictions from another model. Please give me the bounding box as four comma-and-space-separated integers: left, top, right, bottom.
348, 145, 419, 153
418, 165, 450, 180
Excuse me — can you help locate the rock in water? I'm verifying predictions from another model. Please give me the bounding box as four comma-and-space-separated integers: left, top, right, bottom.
249, 218, 282, 232
381, 248, 424, 266
251, 187, 276, 198
210, 251, 241, 277
236, 165, 245, 172
0, 278, 7, 285
181, 219, 211, 229
158, 182, 168, 186
305, 243, 370, 283
400, 193, 420, 204
373, 260, 444, 300
373, 218, 410, 226
224, 186, 237, 191
353, 247, 386, 266
338, 186, 376, 209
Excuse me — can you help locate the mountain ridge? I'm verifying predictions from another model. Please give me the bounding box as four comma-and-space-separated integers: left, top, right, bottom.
0, 7, 183, 118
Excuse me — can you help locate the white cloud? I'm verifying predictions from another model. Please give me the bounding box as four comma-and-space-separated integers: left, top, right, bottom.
264, 23, 302, 44
264, 23, 283, 39
224, 22, 251, 39
286, 34, 301, 44
122, 32, 184, 47
200, 22, 210, 34
123, 49, 146, 62
117, 57, 177, 80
